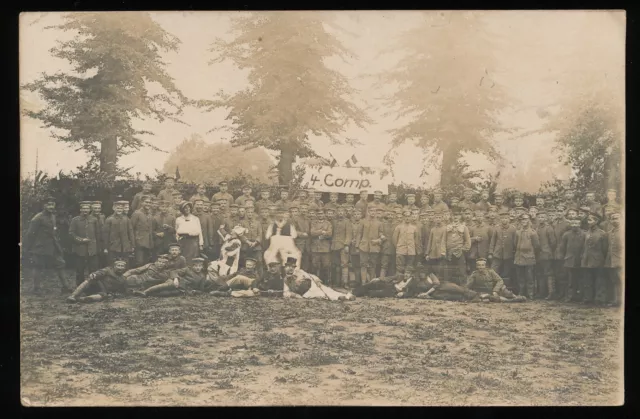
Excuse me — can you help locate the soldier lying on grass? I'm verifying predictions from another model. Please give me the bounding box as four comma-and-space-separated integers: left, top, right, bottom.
123, 254, 171, 289
133, 257, 209, 297
66, 258, 129, 303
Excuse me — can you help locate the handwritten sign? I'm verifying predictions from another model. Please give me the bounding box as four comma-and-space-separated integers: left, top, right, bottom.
301, 166, 390, 194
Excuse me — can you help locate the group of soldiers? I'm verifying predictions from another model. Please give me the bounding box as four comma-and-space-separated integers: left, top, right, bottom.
23, 176, 623, 307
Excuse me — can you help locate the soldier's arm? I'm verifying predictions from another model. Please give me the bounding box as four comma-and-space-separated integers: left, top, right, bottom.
465, 272, 475, 289
392, 225, 400, 248
491, 270, 504, 293
415, 227, 423, 256
488, 229, 496, 257
68, 218, 81, 242
125, 263, 151, 277
89, 268, 109, 281
325, 221, 333, 238
463, 226, 471, 252
558, 233, 568, 259
345, 222, 353, 247
548, 227, 557, 253
531, 231, 540, 252
102, 218, 111, 251
127, 218, 135, 249
24, 214, 41, 252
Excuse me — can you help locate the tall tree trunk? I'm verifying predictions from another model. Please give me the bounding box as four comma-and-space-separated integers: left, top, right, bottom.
100, 136, 117, 178
440, 144, 461, 187
278, 145, 295, 185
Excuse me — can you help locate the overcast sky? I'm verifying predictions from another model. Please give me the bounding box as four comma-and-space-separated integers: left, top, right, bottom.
19, 11, 625, 190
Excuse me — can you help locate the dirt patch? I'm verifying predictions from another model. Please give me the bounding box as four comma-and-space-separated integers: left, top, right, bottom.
20, 276, 623, 406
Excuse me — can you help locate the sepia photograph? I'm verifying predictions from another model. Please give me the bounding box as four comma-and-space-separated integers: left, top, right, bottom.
19, 10, 624, 406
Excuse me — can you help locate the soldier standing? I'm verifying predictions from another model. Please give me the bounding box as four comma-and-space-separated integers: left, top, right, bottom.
535, 211, 557, 299
235, 185, 254, 207
239, 203, 264, 274
310, 208, 333, 281
211, 181, 234, 214
358, 207, 384, 284
459, 188, 474, 211
330, 206, 352, 287
605, 211, 622, 306
68, 201, 99, 286
153, 200, 176, 259
514, 214, 540, 299
91, 201, 107, 268
189, 184, 210, 205
256, 188, 275, 213
469, 211, 491, 276
392, 209, 420, 277
370, 190, 387, 212
474, 190, 490, 212
581, 212, 608, 305
349, 209, 364, 286
513, 192, 525, 210
404, 193, 418, 211
493, 192, 509, 214
193, 199, 212, 259
355, 190, 369, 215
558, 218, 586, 302
489, 210, 517, 291
103, 199, 135, 265
291, 205, 311, 272
380, 209, 396, 279
343, 193, 356, 211
384, 192, 400, 211
432, 189, 449, 213
325, 192, 340, 211
131, 196, 155, 267
443, 209, 471, 285
584, 190, 603, 216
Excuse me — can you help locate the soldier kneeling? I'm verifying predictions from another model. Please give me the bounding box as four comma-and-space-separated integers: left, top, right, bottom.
66, 258, 129, 303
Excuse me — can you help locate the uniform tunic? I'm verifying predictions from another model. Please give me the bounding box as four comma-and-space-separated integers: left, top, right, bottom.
469, 223, 491, 260
393, 223, 419, 256
432, 201, 450, 213
103, 214, 135, 253
131, 209, 154, 249
170, 267, 208, 291
310, 220, 333, 253
558, 229, 585, 269
89, 267, 127, 295
473, 201, 490, 212
514, 228, 540, 266
165, 255, 187, 271
152, 212, 176, 254
465, 268, 505, 294
25, 211, 64, 259
581, 227, 608, 268
211, 192, 234, 213
125, 262, 170, 288
536, 223, 557, 261
605, 225, 622, 268
157, 188, 178, 205
69, 215, 99, 257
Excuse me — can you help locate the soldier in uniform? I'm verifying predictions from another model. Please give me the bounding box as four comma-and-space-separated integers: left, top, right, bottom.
91, 201, 107, 267
603, 188, 620, 219
312, 190, 324, 209
150, 196, 160, 217
432, 189, 449, 213
419, 193, 431, 210
392, 209, 420, 277
558, 218, 586, 302
380, 208, 397, 279
211, 181, 234, 214
165, 243, 187, 271
535, 211, 557, 299
310, 208, 333, 281
474, 190, 490, 212
291, 204, 311, 272
581, 212, 608, 305
291, 189, 308, 210
343, 193, 356, 210
68, 201, 100, 286
131, 196, 155, 267
123, 255, 171, 290
152, 200, 176, 260
256, 188, 275, 213
489, 210, 517, 291
369, 190, 386, 212
535, 194, 546, 210
103, 199, 135, 265
349, 209, 364, 286
404, 193, 418, 211
134, 257, 210, 297
325, 192, 340, 211
234, 185, 253, 207
66, 258, 129, 303
305, 188, 319, 210
132, 181, 154, 213
514, 214, 540, 299
386, 192, 401, 211
358, 206, 385, 284
157, 176, 177, 205
273, 187, 290, 210
584, 190, 602, 216
463, 258, 527, 302
330, 206, 352, 287
443, 208, 471, 285
605, 211, 622, 306
425, 211, 447, 280
355, 189, 369, 215
469, 211, 491, 276
189, 184, 210, 205
193, 198, 212, 260
458, 188, 474, 211
450, 196, 461, 211
513, 192, 525, 210
171, 191, 183, 218
528, 206, 539, 229
208, 203, 225, 260
563, 188, 579, 210
493, 192, 509, 214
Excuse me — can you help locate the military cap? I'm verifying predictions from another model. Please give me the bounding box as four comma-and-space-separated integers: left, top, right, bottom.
229, 203, 239, 209
299, 202, 309, 207
245, 257, 257, 264
374, 190, 383, 195
494, 191, 503, 197
242, 185, 252, 191
432, 188, 443, 195
171, 190, 182, 196
141, 195, 152, 202
180, 201, 193, 212
164, 176, 175, 180
268, 261, 280, 267
425, 208, 435, 214
288, 204, 299, 210
588, 211, 602, 221
406, 193, 416, 198
610, 210, 621, 218
329, 191, 339, 196
359, 189, 369, 193
520, 214, 530, 220
607, 188, 617, 193
326, 207, 336, 213
217, 199, 228, 204
92, 201, 102, 205
79, 201, 92, 207
268, 204, 278, 210
191, 257, 205, 263
218, 181, 228, 186
556, 203, 567, 211
487, 205, 497, 211
476, 258, 487, 263
567, 205, 580, 213
498, 210, 509, 216
586, 190, 596, 195
514, 206, 527, 212
285, 257, 297, 266
388, 191, 397, 197
451, 207, 462, 214
113, 257, 128, 264
528, 205, 537, 210
402, 209, 412, 216
168, 243, 181, 249
579, 206, 590, 213
450, 196, 460, 202
394, 207, 403, 213
464, 187, 474, 193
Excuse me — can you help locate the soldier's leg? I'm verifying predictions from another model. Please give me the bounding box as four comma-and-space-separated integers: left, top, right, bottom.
311, 252, 320, 278
564, 268, 576, 302
53, 252, 71, 292
525, 265, 535, 300
75, 255, 87, 286
455, 256, 467, 285
322, 253, 332, 283
350, 253, 361, 286
368, 252, 380, 282
395, 254, 406, 276
535, 261, 545, 299
136, 279, 178, 297
359, 251, 370, 285
379, 254, 389, 279
331, 250, 341, 287
581, 268, 595, 304
515, 265, 525, 297
594, 268, 608, 305
340, 249, 350, 288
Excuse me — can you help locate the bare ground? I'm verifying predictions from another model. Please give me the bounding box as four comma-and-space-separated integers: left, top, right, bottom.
20, 273, 623, 406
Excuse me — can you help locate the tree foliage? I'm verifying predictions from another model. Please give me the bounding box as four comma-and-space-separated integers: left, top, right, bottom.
22, 12, 189, 178
378, 11, 512, 186
204, 12, 371, 184
162, 134, 276, 184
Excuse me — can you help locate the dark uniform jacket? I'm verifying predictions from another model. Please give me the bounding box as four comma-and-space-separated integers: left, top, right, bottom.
536, 223, 557, 261
392, 223, 419, 256
171, 267, 208, 290
165, 255, 187, 271
581, 227, 608, 268
381, 220, 397, 255
25, 211, 63, 256
153, 212, 176, 252
514, 227, 540, 266
445, 223, 471, 259
465, 268, 505, 293
90, 267, 127, 294
469, 223, 491, 259
125, 262, 170, 284
131, 209, 154, 249
558, 229, 585, 269
293, 216, 311, 253
426, 225, 447, 259
310, 220, 333, 253
350, 221, 364, 255
256, 270, 284, 291
239, 217, 264, 251
69, 215, 99, 256
553, 219, 570, 260
103, 214, 134, 253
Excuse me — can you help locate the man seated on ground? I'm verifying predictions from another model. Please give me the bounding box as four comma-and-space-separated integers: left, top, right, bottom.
123, 255, 171, 289
66, 258, 129, 303
134, 257, 209, 297
165, 243, 187, 270
464, 258, 526, 302
208, 257, 262, 297
282, 257, 355, 300
254, 261, 285, 297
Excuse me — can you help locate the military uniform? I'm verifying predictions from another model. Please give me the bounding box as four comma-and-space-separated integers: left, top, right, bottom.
157, 187, 178, 206
605, 215, 622, 305
349, 217, 364, 286
91, 202, 107, 268
558, 225, 585, 302
330, 214, 353, 287
132, 188, 154, 212
380, 215, 397, 278
292, 214, 311, 272
432, 200, 449, 213
153, 208, 176, 257
358, 212, 384, 284
489, 221, 517, 289
444, 221, 471, 285
580, 221, 608, 304
69, 207, 100, 286
239, 215, 264, 271
310, 216, 333, 280
131, 205, 155, 267
392, 218, 419, 276
536, 220, 557, 298
66, 263, 128, 303
103, 208, 135, 265
425, 222, 447, 279
514, 220, 540, 299
124, 260, 171, 289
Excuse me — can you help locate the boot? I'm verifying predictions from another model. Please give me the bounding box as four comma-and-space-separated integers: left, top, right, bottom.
143, 282, 177, 296
368, 267, 376, 284
545, 276, 556, 300
57, 269, 72, 294
78, 294, 104, 303
341, 268, 350, 288
67, 279, 91, 303
380, 268, 387, 280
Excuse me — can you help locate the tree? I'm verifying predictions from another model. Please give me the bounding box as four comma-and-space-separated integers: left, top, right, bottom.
162, 134, 275, 184
378, 11, 511, 186
22, 12, 189, 179
204, 12, 371, 184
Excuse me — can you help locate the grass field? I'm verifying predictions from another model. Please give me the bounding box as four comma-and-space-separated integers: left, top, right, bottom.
20, 273, 623, 406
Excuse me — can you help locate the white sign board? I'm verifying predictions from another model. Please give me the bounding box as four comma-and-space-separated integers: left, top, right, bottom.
301, 166, 390, 194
